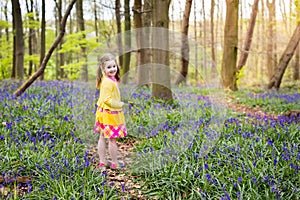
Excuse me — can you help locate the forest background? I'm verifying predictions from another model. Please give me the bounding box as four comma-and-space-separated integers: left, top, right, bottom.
1, 0, 299, 92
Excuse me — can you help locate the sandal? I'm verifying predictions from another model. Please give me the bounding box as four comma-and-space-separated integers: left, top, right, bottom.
110, 161, 125, 170
94, 162, 109, 172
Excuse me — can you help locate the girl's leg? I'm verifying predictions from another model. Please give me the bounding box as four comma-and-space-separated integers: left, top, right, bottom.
97, 135, 107, 164
108, 138, 118, 164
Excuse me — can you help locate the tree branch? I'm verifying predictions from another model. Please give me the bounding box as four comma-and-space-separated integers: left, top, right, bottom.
13, 0, 77, 97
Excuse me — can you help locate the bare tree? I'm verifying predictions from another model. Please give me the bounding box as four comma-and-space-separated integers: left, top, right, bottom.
236, 0, 259, 72
122, 0, 131, 83
221, 0, 239, 91
176, 0, 193, 85
11, 0, 25, 80
268, 22, 300, 89
14, 0, 78, 97
40, 0, 46, 80
76, 0, 88, 82
210, 0, 217, 78
115, 0, 123, 67
266, 0, 277, 81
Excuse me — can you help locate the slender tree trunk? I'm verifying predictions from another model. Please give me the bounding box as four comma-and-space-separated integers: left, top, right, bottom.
25, 0, 35, 76
39, 0, 46, 80
93, 0, 99, 43
115, 0, 123, 67
14, 0, 77, 97
293, 46, 300, 80
266, 0, 276, 82
4, 1, 9, 42
221, 0, 239, 91
133, 0, 143, 85
140, 0, 151, 86
55, 0, 65, 79
293, 0, 300, 81
122, 0, 131, 83
260, 0, 265, 81
176, 0, 193, 85
76, 0, 88, 82
236, 0, 259, 72
202, 0, 207, 76
152, 0, 172, 100
268, 22, 300, 89
194, 0, 198, 82
12, 0, 25, 80
210, 0, 217, 78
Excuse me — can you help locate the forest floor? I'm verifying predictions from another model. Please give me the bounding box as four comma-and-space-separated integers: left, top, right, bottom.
87, 98, 300, 199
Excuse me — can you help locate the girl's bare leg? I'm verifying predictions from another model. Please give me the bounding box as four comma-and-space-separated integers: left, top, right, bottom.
108, 138, 118, 164
98, 135, 107, 164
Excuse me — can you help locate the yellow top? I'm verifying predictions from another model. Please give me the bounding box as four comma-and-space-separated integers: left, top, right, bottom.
96, 76, 123, 111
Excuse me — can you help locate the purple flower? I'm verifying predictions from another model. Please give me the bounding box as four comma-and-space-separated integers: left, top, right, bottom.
205, 173, 211, 181
238, 177, 242, 182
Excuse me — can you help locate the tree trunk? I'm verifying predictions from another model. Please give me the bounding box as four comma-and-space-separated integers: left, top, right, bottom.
194, 0, 198, 82
76, 0, 88, 82
55, 0, 65, 79
25, 0, 35, 76
14, 0, 77, 97
139, 0, 151, 86
115, 0, 123, 67
293, 46, 300, 80
122, 0, 131, 84
210, 0, 217, 78
4, 1, 9, 42
12, 0, 25, 80
293, 1, 300, 81
221, 0, 239, 91
266, 0, 276, 82
268, 22, 300, 89
176, 0, 193, 85
152, 0, 172, 100
133, 0, 144, 85
236, 0, 259, 72
39, 0, 46, 80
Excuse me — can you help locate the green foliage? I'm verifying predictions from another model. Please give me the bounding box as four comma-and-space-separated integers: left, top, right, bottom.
0, 20, 10, 28
59, 31, 99, 53
0, 37, 13, 79
24, 12, 40, 29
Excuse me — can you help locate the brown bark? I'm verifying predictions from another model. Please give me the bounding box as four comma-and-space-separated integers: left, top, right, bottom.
12, 0, 25, 80
210, 0, 217, 78
236, 0, 259, 72
115, 0, 123, 67
293, 46, 300, 80
14, 0, 77, 97
39, 0, 46, 80
76, 0, 88, 82
152, 0, 172, 100
221, 0, 239, 91
268, 22, 300, 89
122, 0, 131, 84
176, 0, 193, 85
266, 0, 277, 82
133, 0, 144, 85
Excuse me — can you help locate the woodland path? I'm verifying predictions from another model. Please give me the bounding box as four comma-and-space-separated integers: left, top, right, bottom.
88, 98, 299, 199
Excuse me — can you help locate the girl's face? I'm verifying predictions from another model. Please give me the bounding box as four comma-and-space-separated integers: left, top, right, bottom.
103, 60, 118, 77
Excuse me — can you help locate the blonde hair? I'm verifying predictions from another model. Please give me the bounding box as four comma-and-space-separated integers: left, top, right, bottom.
96, 53, 120, 89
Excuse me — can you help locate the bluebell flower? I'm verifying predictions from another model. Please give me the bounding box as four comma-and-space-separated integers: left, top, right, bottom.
205, 173, 211, 181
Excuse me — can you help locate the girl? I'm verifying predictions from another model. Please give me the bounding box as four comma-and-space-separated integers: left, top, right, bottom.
94, 53, 127, 170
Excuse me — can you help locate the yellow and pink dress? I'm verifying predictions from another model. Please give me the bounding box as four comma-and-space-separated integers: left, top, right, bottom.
94, 76, 127, 138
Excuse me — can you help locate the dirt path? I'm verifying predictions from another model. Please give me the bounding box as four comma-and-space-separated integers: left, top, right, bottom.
88, 138, 145, 199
